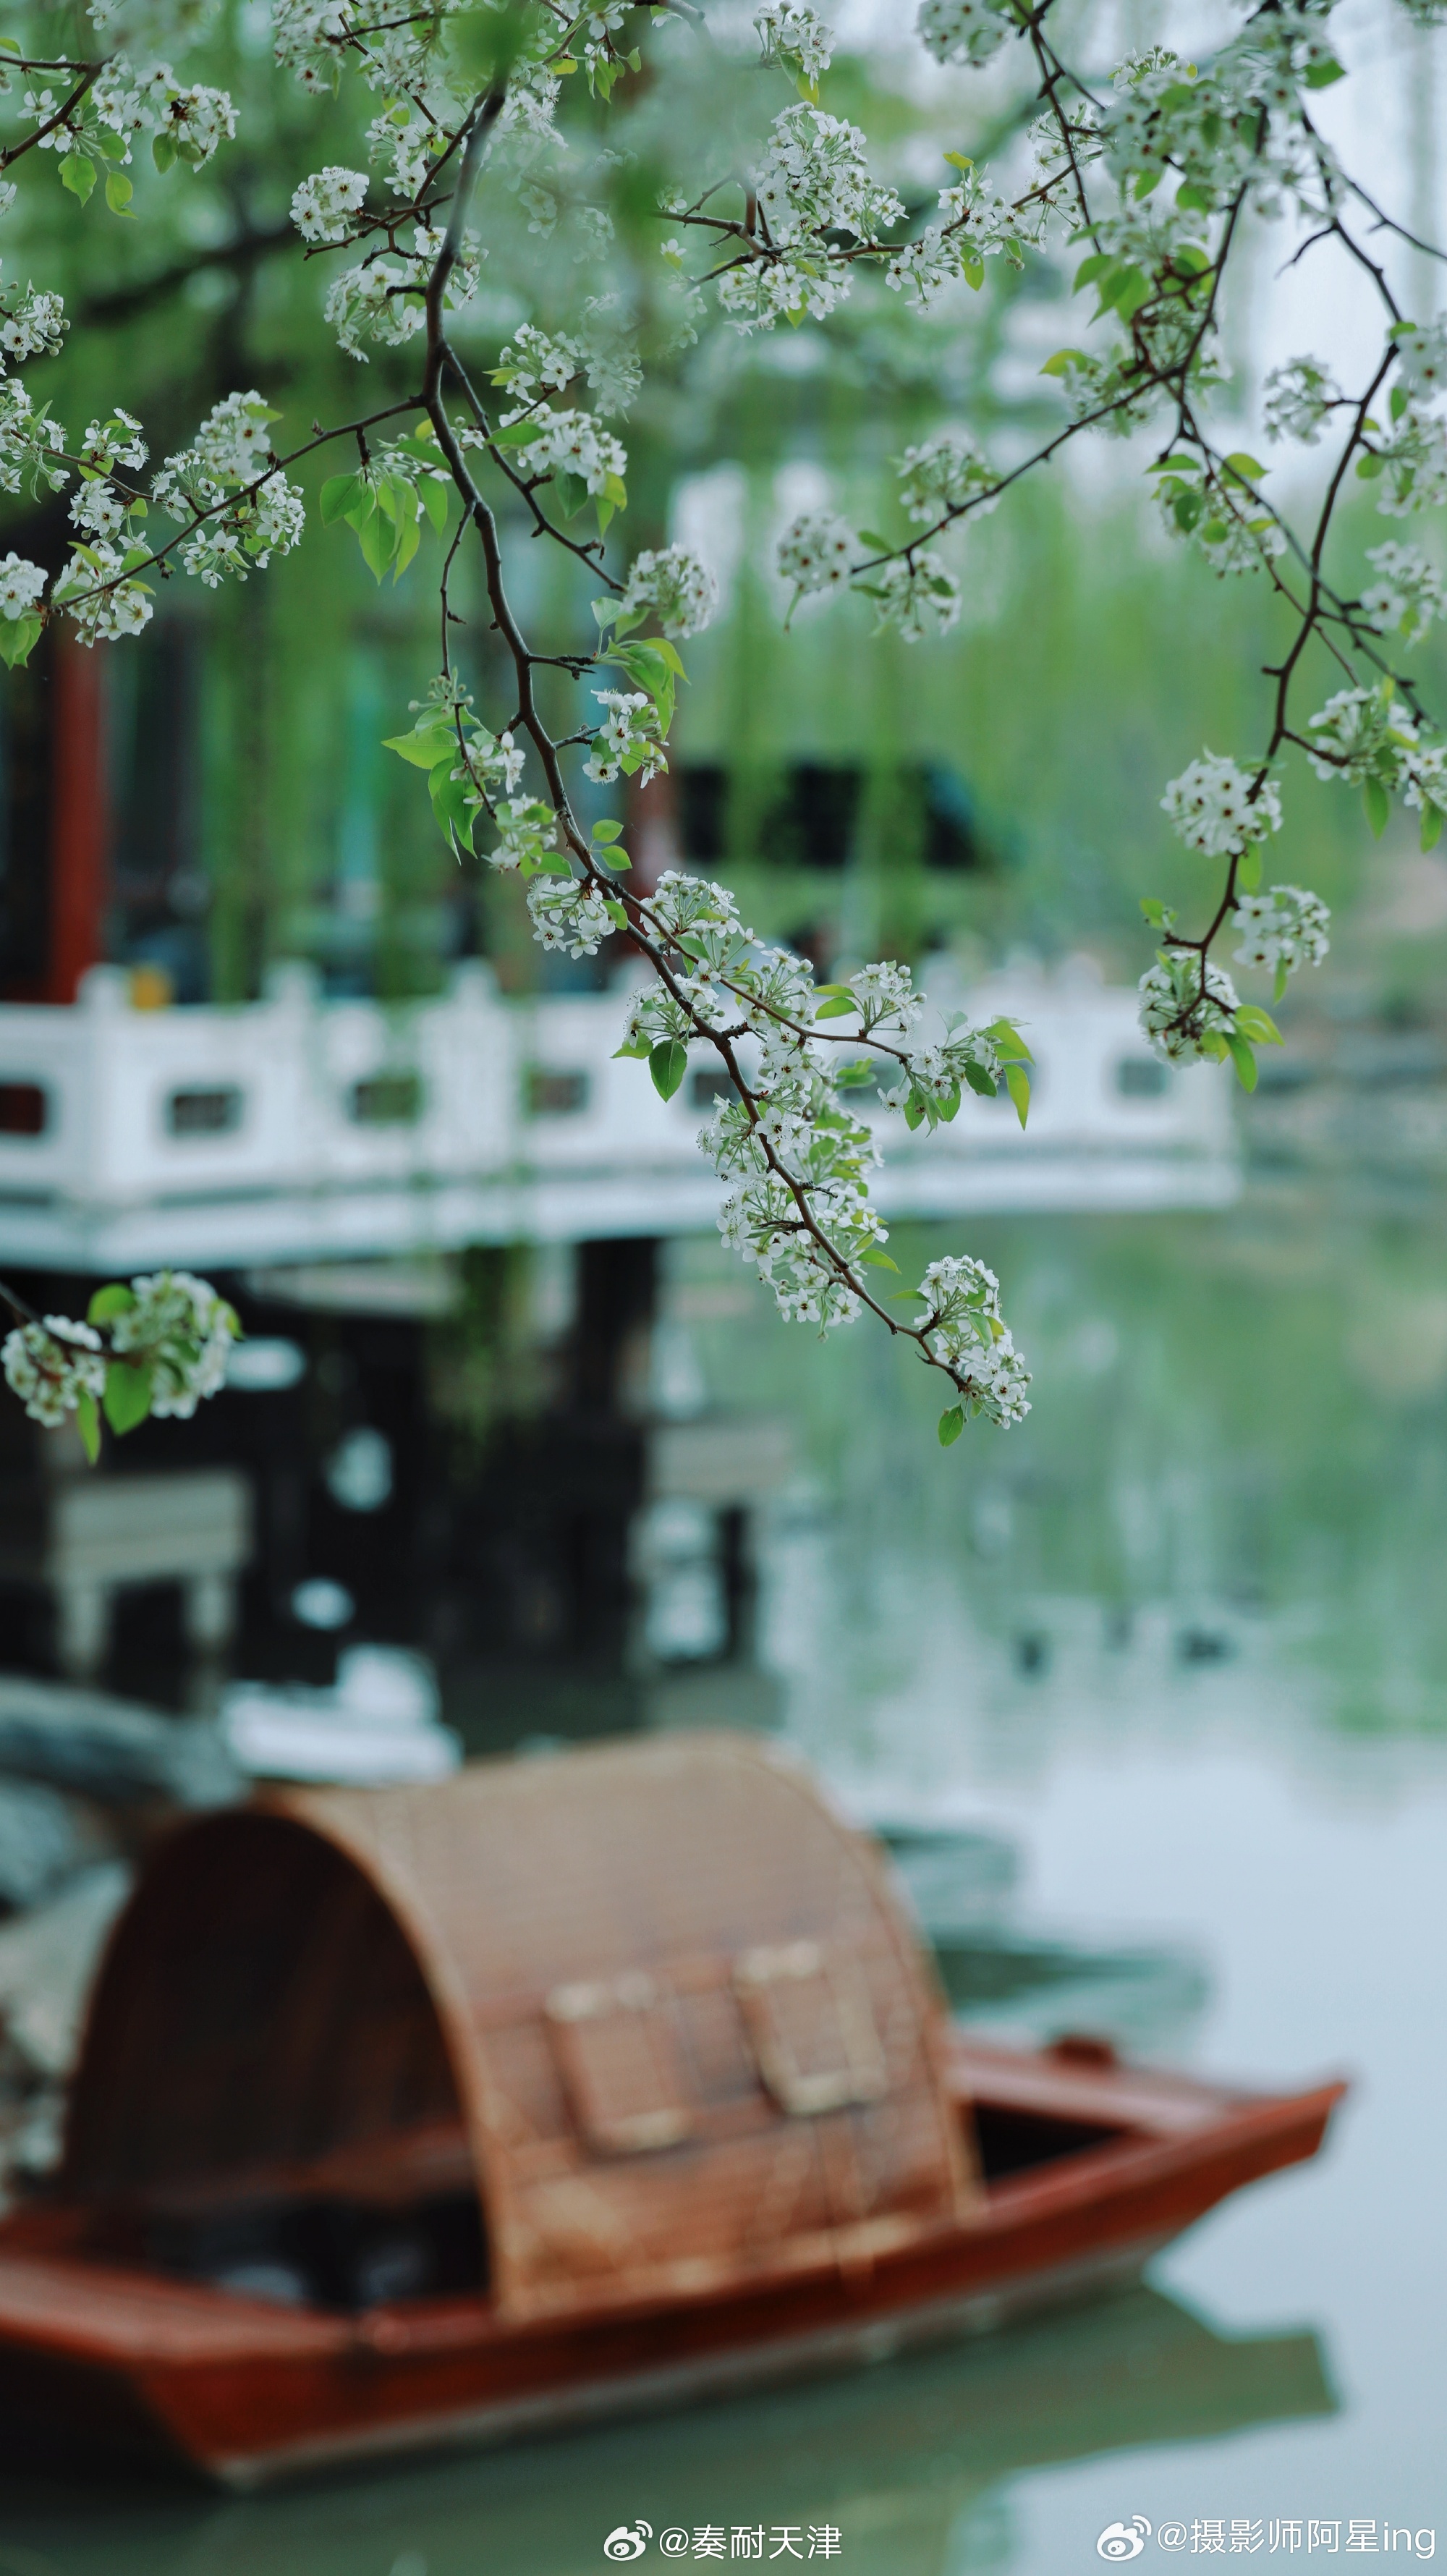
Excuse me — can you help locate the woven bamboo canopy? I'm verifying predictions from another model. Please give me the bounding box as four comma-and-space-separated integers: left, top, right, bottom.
64, 1733, 977, 2323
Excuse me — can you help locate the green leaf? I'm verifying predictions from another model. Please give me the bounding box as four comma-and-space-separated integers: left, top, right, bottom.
1040, 348, 1087, 378
1422, 800, 1446, 852
815, 993, 856, 1018
88, 1281, 137, 1324
649, 1038, 687, 1101
984, 1017, 1032, 1062
1356, 451, 1386, 480
383, 720, 454, 769
553, 469, 588, 521
1140, 897, 1168, 925
963, 1058, 997, 1099
59, 153, 96, 203
1004, 1062, 1031, 1129
419, 475, 449, 533
358, 507, 394, 582
855, 530, 889, 551
1074, 252, 1116, 290
74, 1389, 100, 1465
962, 255, 985, 292
1234, 1003, 1282, 1044
1225, 1033, 1258, 1092
0, 612, 41, 670
1304, 55, 1346, 85
104, 170, 134, 217
1236, 840, 1262, 892
321, 471, 367, 527
493, 418, 549, 447
151, 131, 175, 174
1364, 776, 1391, 838
938, 1404, 965, 1448
592, 817, 625, 842
103, 1360, 153, 1437
860, 1249, 899, 1271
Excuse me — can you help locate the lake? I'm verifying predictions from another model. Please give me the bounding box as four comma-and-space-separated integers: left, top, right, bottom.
4, 1179, 1445, 2573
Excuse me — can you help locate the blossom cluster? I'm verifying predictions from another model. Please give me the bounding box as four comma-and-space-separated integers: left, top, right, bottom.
887, 165, 1043, 308
917, 0, 1021, 72
584, 689, 668, 787
508, 407, 627, 495
916, 1257, 1032, 1427
896, 427, 998, 526
0, 551, 44, 620
0, 278, 65, 365
98, 57, 235, 164
111, 1273, 237, 1418
1138, 952, 1240, 1064
1263, 356, 1341, 446
1, 1318, 105, 1428
1232, 886, 1331, 978
326, 227, 480, 360
777, 510, 855, 597
150, 393, 305, 590
291, 165, 368, 245
755, 3, 833, 81
1, 1273, 237, 1439
616, 546, 718, 640
1360, 541, 1446, 646
870, 551, 962, 642
608, 873, 1028, 1397
1161, 755, 1283, 860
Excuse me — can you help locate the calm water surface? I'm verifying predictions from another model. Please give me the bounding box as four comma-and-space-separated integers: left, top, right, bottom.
4, 1181, 1446, 2575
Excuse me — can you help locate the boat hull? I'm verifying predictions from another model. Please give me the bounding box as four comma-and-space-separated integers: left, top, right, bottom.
0, 2039, 1344, 2487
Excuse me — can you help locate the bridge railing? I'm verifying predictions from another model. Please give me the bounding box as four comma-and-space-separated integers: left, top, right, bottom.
0, 957, 1236, 1269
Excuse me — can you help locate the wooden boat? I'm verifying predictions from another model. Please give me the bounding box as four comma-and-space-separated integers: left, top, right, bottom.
0, 1732, 1344, 2487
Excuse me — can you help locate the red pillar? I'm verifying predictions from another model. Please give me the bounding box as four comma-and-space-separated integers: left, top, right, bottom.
46, 637, 108, 1004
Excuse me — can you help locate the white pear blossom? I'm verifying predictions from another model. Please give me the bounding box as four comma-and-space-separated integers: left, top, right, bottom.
752, 105, 903, 247
69, 478, 129, 538
1361, 540, 1446, 644
916, 1256, 1031, 1426
520, 408, 626, 493
616, 545, 718, 639
1396, 318, 1447, 402
584, 688, 667, 786
54, 546, 153, 640
0, 552, 45, 619
917, 0, 1017, 71
1374, 404, 1447, 517
109, 1271, 237, 1417
290, 166, 368, 245
896, 426, 997, 525
755, 3, 833, 80
527, 876, 616, 957
0, 284, 65, 364
777, 509, 854, 595
1, 1318, 105, 1428
872, 550, 962, 642
1263, 355, 1341, 445
326, 227, 479, 359
1161, 754, 1282, 857
849, 961, 922, 1033
1304, 686, 1412, 783
1232, 885, 1331, 975
1138, 952, 1239, 1064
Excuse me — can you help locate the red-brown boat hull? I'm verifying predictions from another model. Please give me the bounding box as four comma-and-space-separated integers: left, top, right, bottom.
0, 2036, 1345, 2487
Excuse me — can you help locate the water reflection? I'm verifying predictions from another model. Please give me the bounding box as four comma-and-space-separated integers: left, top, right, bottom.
0, 2287, 1333, 2576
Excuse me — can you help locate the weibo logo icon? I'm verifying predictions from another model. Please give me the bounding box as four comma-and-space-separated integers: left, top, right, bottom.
1098, 2519, 1153, 2560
